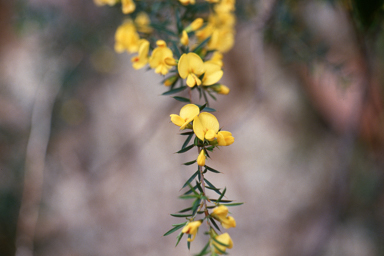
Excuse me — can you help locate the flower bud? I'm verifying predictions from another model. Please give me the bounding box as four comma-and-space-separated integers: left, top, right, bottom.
180, 30, 189, 46
190, 18, 204, 31
197, 149, 206, 166
164, 57, 177, 66
212, 84, 230, 95
163, 75, 178, 86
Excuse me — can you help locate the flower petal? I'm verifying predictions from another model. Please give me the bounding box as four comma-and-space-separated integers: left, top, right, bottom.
202, 62, 223, 85
199, 112, 219, 133
178, 53, 188, 78
193, 115, 205, 141
179, 104, 200, 120
170, 114, 185, 127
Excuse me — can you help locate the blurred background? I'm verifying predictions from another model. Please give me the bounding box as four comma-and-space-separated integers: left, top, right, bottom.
1, 0, 384, 255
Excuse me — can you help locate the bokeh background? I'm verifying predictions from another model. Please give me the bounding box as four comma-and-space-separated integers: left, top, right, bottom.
1, 0, 384, 255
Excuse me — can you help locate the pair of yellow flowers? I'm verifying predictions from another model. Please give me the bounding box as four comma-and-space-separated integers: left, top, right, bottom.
132, 41, 228, 91
170, 104, 234, 145
170, 104, 234, 166
181, 205, 235, 254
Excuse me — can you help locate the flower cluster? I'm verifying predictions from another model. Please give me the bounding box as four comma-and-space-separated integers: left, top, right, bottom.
94, 0, 240, 255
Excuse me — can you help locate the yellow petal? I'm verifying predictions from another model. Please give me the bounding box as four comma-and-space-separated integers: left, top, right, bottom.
212, 205, 228, 217
170, 114, 185, 127
182, 221, 201, 242
221, 216, 236, 229
199, 112, 219, 133
217, 131, 234, 146
187, 53, 205, 75
205, 129, 216, 141
212, 233, 233, 254
122, 0, 136, 14
218, 85, 230, 95
186, 74, 196, 87
180, 104, 200, 119
202, 62, 223, 86
193, 115, 205, 141
178, 53, 189, 79
190, 18, 204, 31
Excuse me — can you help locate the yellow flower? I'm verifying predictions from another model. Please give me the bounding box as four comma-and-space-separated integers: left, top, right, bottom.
180, 30, 189, 46
193, 112, 219, 141
131, 39, 149, 70
197, 149, 206, 166
212, 205, 236, 228
114, 20, 140, 53
178, 53, 205, 88
195, 23, 214, 42
207, 27, 235, 53
211, 233, 233, 254
149, 40, 175, 75
94, 0, 118, 6
214, 0, 236, 13
122, 0, 135, 14
205, 51, 223, 67
135, 12, 153, 33
201, 62, 223, 86
217, 131, 234, 146
170, 104, 200, 130
163, 75, 178, 87
181, 221, 201, 242
217, 85, 230, 95
179, 0, 195, 5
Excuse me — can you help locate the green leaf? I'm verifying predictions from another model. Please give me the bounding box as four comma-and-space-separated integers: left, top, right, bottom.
180, 131, 194, 136
172, 222, 189, 227
196, 183, 204, 194
196, 104, 216, 112
182, 133, 194, 149
171, 213, 194, 218
198, 103, 207, 111
194, 136, 199, 146
221, 202, 244, 207
207, 91, 217, 100
176, 144, 194, 153
217, 187, 227, 202
179, 195, 199, 199
212, 235, 231, 248
209, 217, 221, 232
212, 242, 227, 255
183, 160, 197, 165
175, 231, 184, 247
171, 41, 182, 59
164, 223, 186, 236
187, 237, 191, 250
204, 178, 220, 192
203, 147, 210, 158
173, 96, 191, 103
205, 186, 221, 195
192, 36, 211, 54
191, 198, 202, 216
179, 206, 193, 213
175, 7, 183, 34
182, 170, 199, 189
162, 86, 187, 95
194, 241, 210, 256
205, 166, 220, 173
210, 199, 233, 203
184, 184, 199, 195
